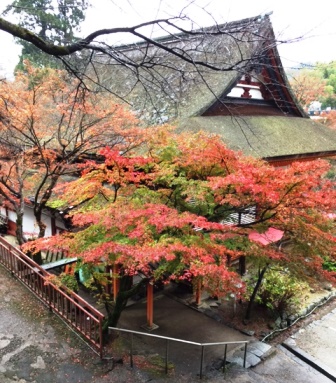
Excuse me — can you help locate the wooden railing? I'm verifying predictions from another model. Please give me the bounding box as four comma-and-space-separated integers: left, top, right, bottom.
0, 236, 105, 358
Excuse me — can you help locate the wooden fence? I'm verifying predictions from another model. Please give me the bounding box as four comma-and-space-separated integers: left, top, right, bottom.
0, 236, 105, 358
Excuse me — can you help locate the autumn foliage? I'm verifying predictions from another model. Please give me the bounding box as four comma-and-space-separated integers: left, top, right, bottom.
290, 70, 328, 110
321, 110, 336, 130
28, 129, 336, 318
0, 62, 144, 243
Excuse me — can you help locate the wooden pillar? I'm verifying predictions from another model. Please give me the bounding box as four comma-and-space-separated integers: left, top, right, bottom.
239, 256, 246, 276
147, 282, 154, 328
142, 281, 158, 331
195, 279, 202, 306
51, 217, 57, 236
112, 264, 120, 302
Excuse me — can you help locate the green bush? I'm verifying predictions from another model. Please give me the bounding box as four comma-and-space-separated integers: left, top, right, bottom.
323, 257, 336, 272
249, 269, 308, 317
59, 273, 79, 293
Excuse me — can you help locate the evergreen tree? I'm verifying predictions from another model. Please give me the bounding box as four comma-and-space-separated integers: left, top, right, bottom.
4, 0, 88, 70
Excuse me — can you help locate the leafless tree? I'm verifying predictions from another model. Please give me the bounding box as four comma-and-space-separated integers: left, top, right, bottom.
0, 5, 293, 120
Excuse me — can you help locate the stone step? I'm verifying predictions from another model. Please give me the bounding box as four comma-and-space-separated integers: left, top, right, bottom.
227, 340, 273, 368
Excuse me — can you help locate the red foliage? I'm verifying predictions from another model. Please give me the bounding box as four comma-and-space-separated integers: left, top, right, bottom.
25, 130, 336, 299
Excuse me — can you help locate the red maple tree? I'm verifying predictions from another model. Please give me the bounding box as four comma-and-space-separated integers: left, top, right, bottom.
26, 129, 336, 330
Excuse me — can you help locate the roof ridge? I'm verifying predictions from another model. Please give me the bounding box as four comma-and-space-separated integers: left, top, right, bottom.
113, 12, 274, 51
198, 11, 274, 32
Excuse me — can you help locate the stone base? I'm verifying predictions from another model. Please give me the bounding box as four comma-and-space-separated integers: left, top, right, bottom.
141, 323, 159, 331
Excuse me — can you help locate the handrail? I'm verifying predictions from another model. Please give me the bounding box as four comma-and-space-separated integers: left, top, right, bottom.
109, 326, 249, 379
110, 326, 248, 346
0, 237, 104, 318
0, 236, 105, 357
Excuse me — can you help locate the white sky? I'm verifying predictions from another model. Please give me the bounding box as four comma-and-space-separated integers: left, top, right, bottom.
1, 0, 336, 77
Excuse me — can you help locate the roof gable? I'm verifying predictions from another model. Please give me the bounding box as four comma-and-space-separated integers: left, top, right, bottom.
99, 14, 278, 123
201, 51, 306, 118
97, 14, 336, 161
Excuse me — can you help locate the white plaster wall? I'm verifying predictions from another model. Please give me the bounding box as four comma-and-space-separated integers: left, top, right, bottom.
24, 208, 59, 238
7, 210, 16, 222
4, 206, 64, 238
227, 84, 263, 99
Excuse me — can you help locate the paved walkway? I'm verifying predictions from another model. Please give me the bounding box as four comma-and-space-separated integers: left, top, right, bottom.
113, 291, 336, 381
1, 261, 336, 382
117, 293, 251, 375
283, 306, 336, 382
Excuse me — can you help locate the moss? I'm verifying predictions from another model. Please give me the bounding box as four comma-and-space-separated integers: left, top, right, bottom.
136, 354, 175, 377
177, 116, 336, 158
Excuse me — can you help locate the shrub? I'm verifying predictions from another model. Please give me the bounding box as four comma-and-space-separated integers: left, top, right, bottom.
249, 269, 308, 317
59, 273, 79, 293
323, 256, 336, 272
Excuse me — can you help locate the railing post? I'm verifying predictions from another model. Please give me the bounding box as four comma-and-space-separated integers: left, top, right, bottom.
200, 345, 204, 379
130, 333, 134, 368
48, 284, 53, 312
165, 339, 169, 375
99, 318, 103, 359
243, 343, 247, 368
223, 344, 227, 374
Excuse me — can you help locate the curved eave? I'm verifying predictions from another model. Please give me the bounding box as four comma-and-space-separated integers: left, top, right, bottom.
264, 151, 336, 166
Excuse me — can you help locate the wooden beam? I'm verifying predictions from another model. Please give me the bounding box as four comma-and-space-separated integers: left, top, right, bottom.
141, 281, 158, 331
239, 256, 246, 276
41, 257, 78, 270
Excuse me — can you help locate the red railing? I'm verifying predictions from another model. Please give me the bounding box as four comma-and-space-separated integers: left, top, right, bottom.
0, 236, 105, 358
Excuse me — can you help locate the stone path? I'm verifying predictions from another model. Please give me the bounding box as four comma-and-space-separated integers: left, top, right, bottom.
227, 340, 272, 368
283, 307, 336, 382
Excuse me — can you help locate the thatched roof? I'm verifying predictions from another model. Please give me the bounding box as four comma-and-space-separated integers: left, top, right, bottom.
100, 14, 275, 122
99, 13, 336, 160
177, 116, 336, 159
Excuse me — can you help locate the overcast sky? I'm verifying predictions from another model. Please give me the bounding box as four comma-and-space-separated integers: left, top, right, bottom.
1, 0, 335, 77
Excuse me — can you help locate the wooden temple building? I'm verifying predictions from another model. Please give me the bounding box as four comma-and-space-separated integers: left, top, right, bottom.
101, 12, 336, 329
102, 13, 336, 329
101, 13, 336, 167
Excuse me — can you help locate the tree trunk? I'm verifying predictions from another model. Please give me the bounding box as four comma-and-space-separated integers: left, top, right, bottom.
245, 265, 268, 321
101, 276, 149, 341
34, 207, 47, 239
15, 174, 26, 245
34, 174, 60, 239
15, 211, 25, 246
